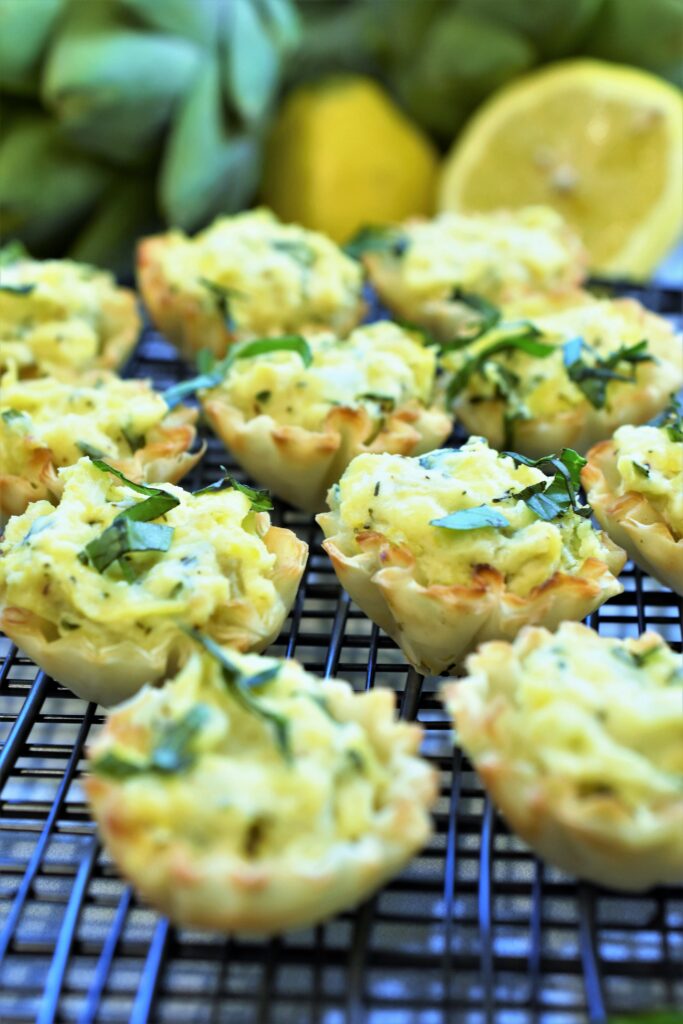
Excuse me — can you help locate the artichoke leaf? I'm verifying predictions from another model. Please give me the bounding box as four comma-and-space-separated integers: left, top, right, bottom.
223, 0, 280, 123
0, 0, 63, 96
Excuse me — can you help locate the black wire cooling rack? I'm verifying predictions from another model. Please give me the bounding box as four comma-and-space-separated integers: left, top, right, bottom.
0, 281, 682, 1024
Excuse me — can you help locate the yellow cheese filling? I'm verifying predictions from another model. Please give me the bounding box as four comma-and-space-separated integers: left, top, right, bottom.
207, 321, 438, 430
442, 295, 679, 419
158, 208, 363, 338
613, 422, 683, 538
0, 371, 169, 473
378, 206, 582, 304
90, 649, 421, 859
470, 626, 683, 809
0, 459, 280, 646
329, 437, 613, 596
0, 257, 124, 377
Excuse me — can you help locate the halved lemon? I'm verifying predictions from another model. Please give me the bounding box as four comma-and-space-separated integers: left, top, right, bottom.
439, 60, 683, 278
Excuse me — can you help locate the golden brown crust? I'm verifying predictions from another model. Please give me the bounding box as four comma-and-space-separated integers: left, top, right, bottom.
582, 439, 683, 594
97, 285, 142, 372
442, 625, 683, 890
203, 397, 453, 513
317, 523, 626, 675
0, 406, 204, 530
137, 235, 233, 360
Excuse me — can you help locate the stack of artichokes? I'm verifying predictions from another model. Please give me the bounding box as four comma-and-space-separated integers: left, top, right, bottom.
0, 0, 299, 270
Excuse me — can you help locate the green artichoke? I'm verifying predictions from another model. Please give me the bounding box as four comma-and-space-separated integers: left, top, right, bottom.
0, 0, 299, 270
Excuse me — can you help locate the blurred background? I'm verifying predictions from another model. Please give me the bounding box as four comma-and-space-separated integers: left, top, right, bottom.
0, 0, 681, 275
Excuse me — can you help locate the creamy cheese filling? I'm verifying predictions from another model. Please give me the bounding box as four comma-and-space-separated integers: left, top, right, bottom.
330, 437, 613, 596
0, 459, 280, 644
613, 423, 683, 537
0, 259, 120, 376
91, 650, 422, 858
0, 372, 169, 472
208, 321, 438, 431
159, 208, 363, 337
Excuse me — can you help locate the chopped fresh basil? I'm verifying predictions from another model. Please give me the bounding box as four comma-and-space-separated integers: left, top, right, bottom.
612, 644, 662, 669
502, 448, 590, 520
163, 335, 313, 408
632, 460, 650, 478
255, 389, 271, 403
654, 395, 683, 443
272, 239, 316, 267
79, 458, 179, 574
77, 441, 107, 459
0, 240, 29, 266
122, 425, 146, 452
357, 392, 396, 410
1, 408, 28, 426
0, 282, 35, 295
449, 288, 501, 340
199, 276, 245, 333
194, 470, 273, 511
91, 705, 211, 779
445, 327, 555, 404
431, 505, 511, 531
344, 225, 408, 260
81, 519, 174, 574
563, 336, 653, 409
185, 629, 290, 759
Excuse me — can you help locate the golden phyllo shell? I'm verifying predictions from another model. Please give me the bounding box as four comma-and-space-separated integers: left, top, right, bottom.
582, 415, 683, 594
0, 252, 139, 380
86, 647, 437, 933
442, 624, 683, 891
0, 371, 204, 529
0, 459, 307, 705
136, 208, 364, 359
201, 322, 453, 513
318, 438, 625, 675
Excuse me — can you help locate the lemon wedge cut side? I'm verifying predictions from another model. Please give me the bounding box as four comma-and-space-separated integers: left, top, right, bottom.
439, 60, 683, 278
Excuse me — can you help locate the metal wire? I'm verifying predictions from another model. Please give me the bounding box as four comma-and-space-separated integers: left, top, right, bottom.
0, 282, 681, 1023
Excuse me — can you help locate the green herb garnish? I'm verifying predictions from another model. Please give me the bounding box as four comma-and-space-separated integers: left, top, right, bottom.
194, 469, 273, 511
91, 705, 211, 779
356, 392, 396, 410
449, 288, 501, 340
344, 225, 408, 260
611, 644, 662, 669
79, 459, 180, 575
0, 240, 29, 266
563, 336, 653, 408
445, 326, 554, 404
654, 394, 683, 442
163, 336, 313, 408
199, 277, 245, 333
632, 460, 650, 478
1, 408, 28, 426
76, 441, 107, 459
272, 239, 316, 267
431, 505, 511, 531
185, 629, 290, 759
0, 282, 35, 295
501, 448, 590, 520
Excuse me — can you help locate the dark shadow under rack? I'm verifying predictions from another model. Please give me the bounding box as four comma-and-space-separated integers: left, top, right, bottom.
0, 281, 681, 1023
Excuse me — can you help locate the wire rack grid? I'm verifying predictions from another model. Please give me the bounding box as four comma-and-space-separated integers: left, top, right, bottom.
0, 281, 681, 1024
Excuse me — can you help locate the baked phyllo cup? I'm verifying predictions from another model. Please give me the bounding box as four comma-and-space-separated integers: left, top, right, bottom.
136, 208, 365, 361
0, 244, 140, 380
0, 458, 307, 705
351, 206, 585, 342
317, 437, 625, 676
0, 370, 204, 529
196, 322, 453, 513
86, 643, 437, 933
582, 402, 683, 594
440, 292, 683, 458
442, 623, 683, 891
